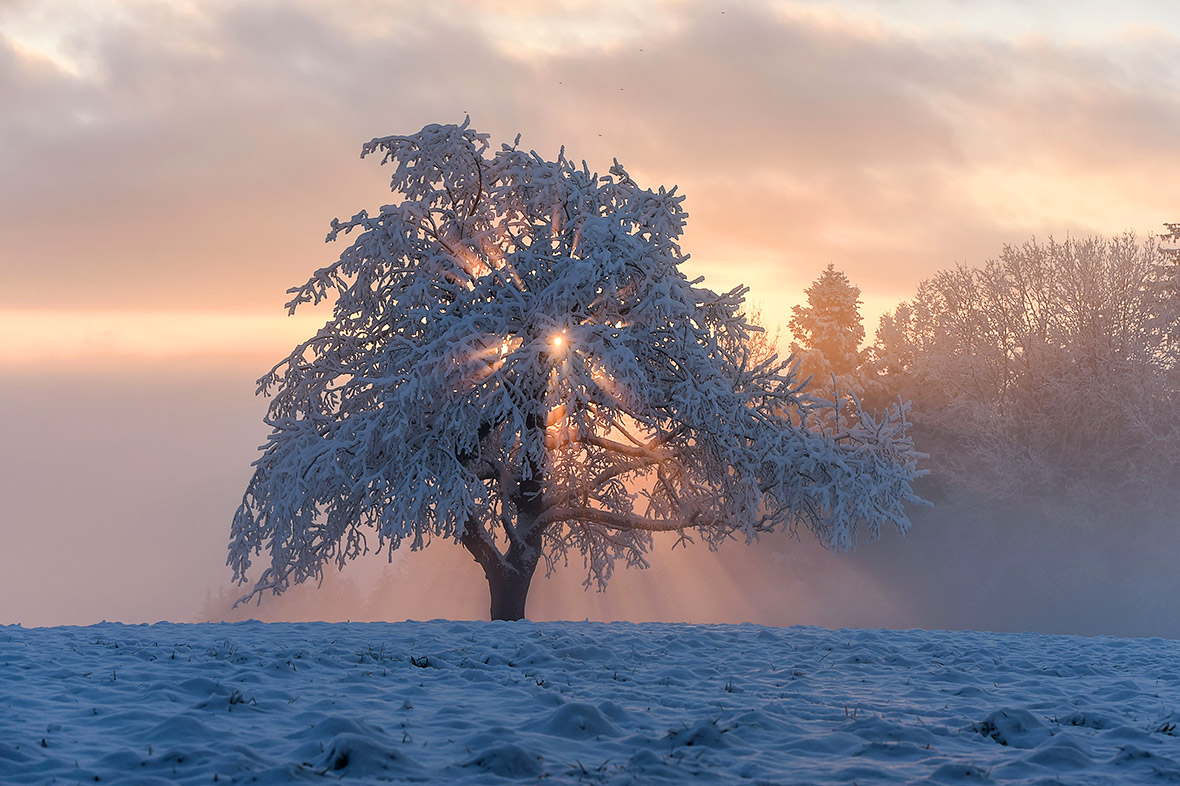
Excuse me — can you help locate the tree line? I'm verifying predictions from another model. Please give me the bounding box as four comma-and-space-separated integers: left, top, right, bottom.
789, 226, 1180, 514
227, 117, 1173, 621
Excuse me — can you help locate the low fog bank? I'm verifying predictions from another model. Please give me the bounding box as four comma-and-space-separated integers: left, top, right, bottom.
200, 490, 1180, 640
838, 488, 1180, 639
3, 361, 1179, 638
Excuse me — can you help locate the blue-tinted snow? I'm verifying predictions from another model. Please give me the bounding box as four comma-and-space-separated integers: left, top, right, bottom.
2, 621, 1179, 783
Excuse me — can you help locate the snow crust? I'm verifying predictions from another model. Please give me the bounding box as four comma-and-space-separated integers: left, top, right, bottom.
3, 621, 1179, 784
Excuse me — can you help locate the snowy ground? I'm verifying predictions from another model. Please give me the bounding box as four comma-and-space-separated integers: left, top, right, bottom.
3, 622, 1180, 784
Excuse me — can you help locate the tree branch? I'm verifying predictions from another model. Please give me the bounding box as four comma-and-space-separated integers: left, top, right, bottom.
458, 517, 505, 571
538, 506, 695, 533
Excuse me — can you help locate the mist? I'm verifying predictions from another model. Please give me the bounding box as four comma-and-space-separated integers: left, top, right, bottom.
3, 357, 1177, 638
3, 0, 1179, 638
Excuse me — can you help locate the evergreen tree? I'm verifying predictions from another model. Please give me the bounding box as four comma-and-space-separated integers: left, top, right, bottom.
788, 264, 867, 402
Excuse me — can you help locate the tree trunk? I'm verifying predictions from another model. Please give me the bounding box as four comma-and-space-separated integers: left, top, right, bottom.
484, 552, 539, 621
460, 410, 547, 621
459, 521, 542, 622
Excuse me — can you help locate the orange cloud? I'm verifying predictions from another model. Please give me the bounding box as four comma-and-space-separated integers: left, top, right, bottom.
1, 1, 1175, 343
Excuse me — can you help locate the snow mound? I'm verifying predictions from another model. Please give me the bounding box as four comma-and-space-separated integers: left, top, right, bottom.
667, 718, 730, 748
927, 762, 993, 782
973, 708, 1052, 748
1023, 736, 1094, 770
309, 732, 426, 778
526, 701, 624, 738
462, 743, 544, 777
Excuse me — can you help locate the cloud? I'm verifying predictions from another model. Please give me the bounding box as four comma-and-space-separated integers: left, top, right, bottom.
2, 0, 1176, 326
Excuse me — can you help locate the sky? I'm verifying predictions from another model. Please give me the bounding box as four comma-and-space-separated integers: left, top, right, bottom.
2, 0, 1178, 633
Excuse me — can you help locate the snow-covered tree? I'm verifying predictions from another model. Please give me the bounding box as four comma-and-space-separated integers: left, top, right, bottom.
789, 264, 865, 375
788, 264, 868, 410
872, 233, 1180, 502
1155, 222, 1180, 371
229, 120, 925, 620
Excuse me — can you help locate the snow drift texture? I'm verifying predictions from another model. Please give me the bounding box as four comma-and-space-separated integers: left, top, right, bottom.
4, 621, 1180, 784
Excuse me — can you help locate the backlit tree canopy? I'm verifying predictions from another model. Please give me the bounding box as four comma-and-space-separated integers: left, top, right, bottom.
229, 120, 925, 620
789, 263, 865, 378
874, 232, 1180, 502
789, 264, 870, 411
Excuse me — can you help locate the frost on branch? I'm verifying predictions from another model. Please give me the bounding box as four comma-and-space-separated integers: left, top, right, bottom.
229, 119, 926, 620
871, 231, 1180, 505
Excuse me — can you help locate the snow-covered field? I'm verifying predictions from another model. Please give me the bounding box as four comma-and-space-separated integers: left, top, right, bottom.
3, 621, 1180, 784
